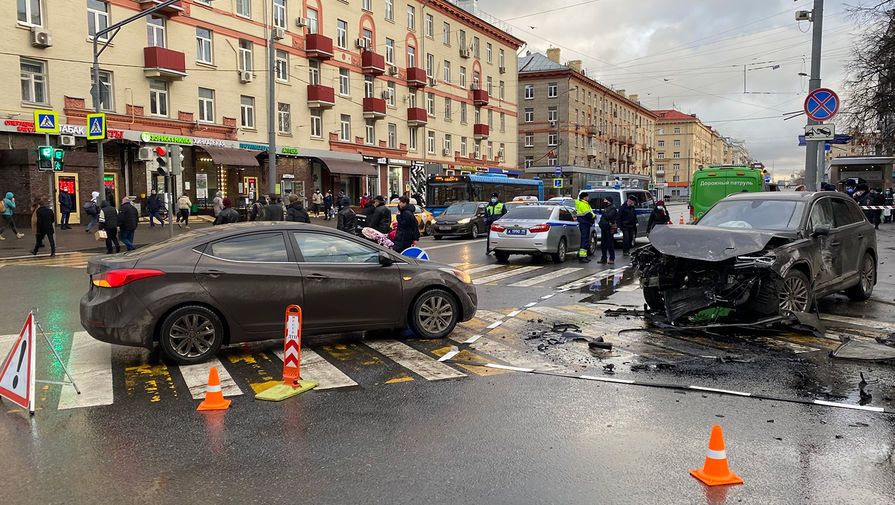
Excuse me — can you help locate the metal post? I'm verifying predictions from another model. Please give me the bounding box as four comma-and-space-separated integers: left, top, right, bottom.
803, 0, 824, 191
45, 132, 55, 212
267, 12, 277, 196
168, 143, 174, 238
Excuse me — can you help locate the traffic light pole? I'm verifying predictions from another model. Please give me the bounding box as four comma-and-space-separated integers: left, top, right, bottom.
803, 0, 824, 191
45, 132, 55, 214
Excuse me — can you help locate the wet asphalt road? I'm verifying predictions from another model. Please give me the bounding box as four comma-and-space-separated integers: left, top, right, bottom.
1, 215, 894, 504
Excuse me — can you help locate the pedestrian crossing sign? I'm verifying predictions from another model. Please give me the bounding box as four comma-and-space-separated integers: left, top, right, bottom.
87, 113, 106, 140
33, 110, 59, 134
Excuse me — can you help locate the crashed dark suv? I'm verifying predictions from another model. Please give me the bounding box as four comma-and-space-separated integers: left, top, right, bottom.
633, 191, 877, 322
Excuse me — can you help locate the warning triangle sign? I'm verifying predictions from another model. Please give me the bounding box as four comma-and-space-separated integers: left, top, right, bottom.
0, 313, 35, 411
90, 118, 103, 134
38, 115, 55, 129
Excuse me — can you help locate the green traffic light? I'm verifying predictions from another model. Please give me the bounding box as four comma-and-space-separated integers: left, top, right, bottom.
53, 149, 64, 160
39, 146, 53, 158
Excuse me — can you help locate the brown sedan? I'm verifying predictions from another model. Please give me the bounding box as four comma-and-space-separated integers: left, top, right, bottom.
80, 222, 477, 364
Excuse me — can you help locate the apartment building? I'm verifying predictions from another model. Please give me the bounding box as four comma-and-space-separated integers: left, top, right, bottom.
1, 0, 521, 223
517, 49, 656, 196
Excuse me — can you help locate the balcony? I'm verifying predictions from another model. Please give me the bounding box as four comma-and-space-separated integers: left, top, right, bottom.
609, 156, 617, 162
587, 148, 597, 158
655, 169, 665, 175
406, 67, 427, 88
363, 97, 387, 119
307, 84, 335, 108
609, 136, 619, 144
137, 0, 183, 16
586, 125, 598, 136
472, 88, 489, 106
305, 34, 333, 60
361, 50, 386, 75
626, 136, 635, 146
407, 107, 427, 126
473, 123, 489, 139
143, 46, 186, 80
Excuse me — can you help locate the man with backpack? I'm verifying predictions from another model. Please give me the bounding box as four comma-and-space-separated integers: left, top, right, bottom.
0, 192, 25, 240
250, 195, 268, 221
84, 191, 100, 234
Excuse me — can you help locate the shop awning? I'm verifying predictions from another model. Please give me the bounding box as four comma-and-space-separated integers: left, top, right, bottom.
202, 146, 261, 167
315, 156, 377, 176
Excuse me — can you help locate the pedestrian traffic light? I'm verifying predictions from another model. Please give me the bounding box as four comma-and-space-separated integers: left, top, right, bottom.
169, 145, 184, 176
37, 145, 54, 170
53, 148, 64, 171
155, 146, 168, 176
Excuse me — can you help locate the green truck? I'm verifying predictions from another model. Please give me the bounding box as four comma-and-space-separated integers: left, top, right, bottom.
689, 166, 770, 221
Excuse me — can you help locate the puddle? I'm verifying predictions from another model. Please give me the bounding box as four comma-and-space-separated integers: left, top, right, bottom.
577, 270, 637, 302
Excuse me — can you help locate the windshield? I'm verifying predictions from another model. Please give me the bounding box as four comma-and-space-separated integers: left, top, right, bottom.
697, 199, 805, 231
443, 203, 478, 215
504, 207, 553, 219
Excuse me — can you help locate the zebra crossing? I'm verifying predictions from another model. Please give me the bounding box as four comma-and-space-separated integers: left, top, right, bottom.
450, 261, 631, 290
0, 251, 96, 269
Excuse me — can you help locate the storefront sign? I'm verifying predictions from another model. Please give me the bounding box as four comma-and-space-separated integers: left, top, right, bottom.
3, 120, 123, 138
191, 137, 227, 147
196, 173, 208, 199
389, 159, 411, 167
141, 132, 192, 145
281, 147, 299, 155
240, 142, 268, 151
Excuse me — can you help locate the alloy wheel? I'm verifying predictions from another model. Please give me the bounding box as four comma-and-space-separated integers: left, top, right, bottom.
779, 275, 810, 312
860, 256, 875, 293
168, 313, 217, 359
418, 294, 454, 334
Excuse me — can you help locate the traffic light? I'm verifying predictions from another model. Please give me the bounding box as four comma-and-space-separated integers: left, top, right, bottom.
155, 146, 168, 176
53, 148, 65, 171
169, 145, 184, 176
37, 145, 54, 170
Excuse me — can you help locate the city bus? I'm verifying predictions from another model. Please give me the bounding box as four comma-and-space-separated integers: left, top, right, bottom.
425, 174, 544, 216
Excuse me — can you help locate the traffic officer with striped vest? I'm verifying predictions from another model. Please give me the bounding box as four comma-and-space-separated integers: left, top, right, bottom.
484, 192, 506, 254
575, 193, 596, 263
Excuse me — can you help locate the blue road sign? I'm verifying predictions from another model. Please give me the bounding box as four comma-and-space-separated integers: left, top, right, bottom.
553, 178, 563, 189
554, 166, 562, 175
33, 110, 58, 134
87, 113, 106, 140
804, 88, 839, 121
615, 184, 621, 189
401, 247, 429, 260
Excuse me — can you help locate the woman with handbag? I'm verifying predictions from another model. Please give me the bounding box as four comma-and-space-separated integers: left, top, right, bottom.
97, 200, 120, 253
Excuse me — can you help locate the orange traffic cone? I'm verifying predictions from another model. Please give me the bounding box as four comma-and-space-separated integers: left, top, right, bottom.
690, 425, 743, 486
197, 366, 231, 411
679, 215, 685, 225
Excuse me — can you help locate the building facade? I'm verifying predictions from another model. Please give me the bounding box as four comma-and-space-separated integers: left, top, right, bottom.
517, 50, 656, 196
2, 0, 521, 224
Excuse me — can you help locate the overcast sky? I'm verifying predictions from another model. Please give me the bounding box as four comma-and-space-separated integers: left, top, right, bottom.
475, 0, 860, 179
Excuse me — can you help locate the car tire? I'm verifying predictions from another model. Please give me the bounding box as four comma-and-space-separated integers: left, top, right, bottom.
433, 234, 442, 240
469, 224, 478, 239
642, 282, 665, 312
845, 252, 875, 301
424, 222, 433, 236
409, 289, 460, 339
158, 305, 225, 365
495, 251, 510, 263
588, 233, 597, 256
778, 269, 813, 313
552, 238, 567, 263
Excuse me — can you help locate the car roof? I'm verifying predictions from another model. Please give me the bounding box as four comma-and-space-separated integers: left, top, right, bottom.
723, 191, 832, 202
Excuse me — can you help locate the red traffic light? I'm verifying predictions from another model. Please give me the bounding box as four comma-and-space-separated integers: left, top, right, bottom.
155, 146, 167, 156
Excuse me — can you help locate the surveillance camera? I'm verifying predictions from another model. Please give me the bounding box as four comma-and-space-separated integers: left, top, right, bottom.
795, 10, 812, 21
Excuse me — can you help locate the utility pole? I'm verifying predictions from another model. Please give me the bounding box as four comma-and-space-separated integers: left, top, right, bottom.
803, 0, 824, 191
267, 10, 278, 196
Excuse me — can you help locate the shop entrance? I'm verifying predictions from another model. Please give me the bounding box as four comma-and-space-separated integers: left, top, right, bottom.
104, 173, 120, 208
55, 172, 80, 225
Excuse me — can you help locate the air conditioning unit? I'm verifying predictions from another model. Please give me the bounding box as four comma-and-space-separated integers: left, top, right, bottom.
138, 147, 155, 161
59, 135, 76, 147
442, 148, 451, 156
459, 48, 470, 58
295, 17, 309, 27
30, 27, 52, 48
239, 70, 253, 83
428, 77, 438, 86
388, 65, 399, 76
272, 27, 286, 40
498, 66, 506, 74
471, 83, 480, 90
381, 90, 391, 100
355, 38, 368, 49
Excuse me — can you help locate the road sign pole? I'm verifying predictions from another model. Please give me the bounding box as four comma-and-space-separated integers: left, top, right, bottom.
803, 0, 824, 191
45, 132, 55, 213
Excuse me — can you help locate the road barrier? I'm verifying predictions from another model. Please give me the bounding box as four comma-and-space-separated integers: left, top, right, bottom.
256, 305, 318, 401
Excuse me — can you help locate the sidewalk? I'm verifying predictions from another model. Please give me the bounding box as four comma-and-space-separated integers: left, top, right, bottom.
0, 214, 341, 259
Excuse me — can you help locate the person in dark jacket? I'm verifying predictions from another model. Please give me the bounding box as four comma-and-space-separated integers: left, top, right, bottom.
647, 200, 671, 233
98, 200, 120, 254
286, 194, 310, 223
337, 197, 357, 233
368, 196, 392, 234
323, 191, 334, 220
250, 195, 268, 221
598, 197, 619, 264
58, 187, 73, 229
618, 195, 638, 256
213, 198, 240, 225
30, 198, 55, 256
853, 184, 877, 227
484, 192, 507, 254
266, 195, 285, 221
147, 189, 164, 227
117, 197, 139, 251
392, 196, 419, 252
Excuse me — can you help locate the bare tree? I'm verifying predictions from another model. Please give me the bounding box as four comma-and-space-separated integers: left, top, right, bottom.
844, 2, 895, 156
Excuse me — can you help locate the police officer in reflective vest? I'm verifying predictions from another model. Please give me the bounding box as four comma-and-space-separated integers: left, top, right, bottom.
575, 193, 596, 263
485, 192, 506, 254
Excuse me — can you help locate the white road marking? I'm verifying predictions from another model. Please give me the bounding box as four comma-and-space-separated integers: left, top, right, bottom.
525, 302, 538, 308
509, 267, 583, 287
506, 310, 522, 318
486, 320, 504, 329
689, 385, 751, 397
579, 375, 636, 384
437, 347, 460, 362
462, 334, 483, 344
274, 347, 359, 390
178, 358, 243, 399
366, 340, 466, 381
57, 332, 114, 410
463, 264, 507, 275
484, 363, 534, 372
474, 265, 543, 285
0, 333, 18, 363
424, 239, 487, 250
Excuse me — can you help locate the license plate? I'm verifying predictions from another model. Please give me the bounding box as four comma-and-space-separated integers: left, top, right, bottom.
438, 225, 452, 230
506, 229, 527, 235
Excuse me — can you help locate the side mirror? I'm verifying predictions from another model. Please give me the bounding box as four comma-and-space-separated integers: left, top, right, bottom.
811, 224, 831, 237
379, 252, 394, 266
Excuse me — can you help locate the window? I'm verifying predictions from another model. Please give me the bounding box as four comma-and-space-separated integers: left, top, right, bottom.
90, 69, 113, 111
427, 92, 435, 115
460, 137, 467, 156
809, 198, 834, 230
388, 123, 397, 149
407, 5, 415, 30
524, 84, 534, 99
339, 68, 350, 96
427, 131, 436, 153
460, 102, 467, 123
365, 119, 375, 145
547, 82, 558, 98
240, 95, 255, 128
308, 59, 320, 85
275, 49, 289, 82
310, 108, 322, 137
473, 70, 480, 87
385, 0, 393, 21
362, 28, 373, 48
278, 103, 291, 134
198, 88, 215, 123
673, 127, 681, 134
409, 126, 418, 151
486, 43, 492, 63
524, 108, 534, 122
673, 152, 680, 158
499, 80, 505, 100
832, 198, 864, 227
18, 0, 42, 26
524, 156, 533, 168
658, 128, 664, 135
548, 133, 557, 146
547, 156, 557, 166
212, 233, 289, 262
236, 0, 251, 18
444, 97, 452, 120
340, 114, 351, 141
443, 22, 450, 45
459, 67, 466, 87
472, 37, 480, 58
337, 19, 347, 49
487, 109, 493, 128
657, 153, 664, 159
238, 40, 253, 72
385, 38, 395, 64
20, 58, 47, 105
500, 112, 505, 132
487, 142, 493, 159
293, 233, 378, 263
363, 0, 372, 11
87, 0, 109, 41
149, 80, 168, 116
407, 46, 415, 67
443, 134, 452, 155
524, 133, 533, 147
673, 139, 681, 147
364, 75, 374, 98
425, 13, 433, 37
657, 140, 664, 147
273, 0, 287, 29
499, 49, 505, 68
486, 77, 493, 95
426, 53, 434, 77
547, 107, 557, 123
386, 81, 396, 106
458, 30, 466, 50
443, 60, 451, 83
196, 27, 213, 64
147, 15, 166, 48
306, 8, 318, 34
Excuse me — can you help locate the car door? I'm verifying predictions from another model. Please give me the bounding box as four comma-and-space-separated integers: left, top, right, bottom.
195, 231, 304, 337
475, 203, 487, 232
636, 191, 654, 237
830, 196, 866, 282
291, 231, 404, 332
557, 207, 580, 247
805, 197, 840, 289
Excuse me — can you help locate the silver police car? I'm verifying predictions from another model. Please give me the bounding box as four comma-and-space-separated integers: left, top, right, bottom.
488, 205, 583, 263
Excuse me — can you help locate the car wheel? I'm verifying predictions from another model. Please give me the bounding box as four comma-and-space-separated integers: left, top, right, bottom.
778, 270, 813, 313
846, 252, 875, 301
158, 305, 225, 364
552, 238, 567, 263
494, 251, 510, 263
588, 233, 597, 256
642, 283, 665, 312
433, 234, 442, 240
469, 224, 479, 239
424, 222, 433, 236
409, 289, 460, 339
